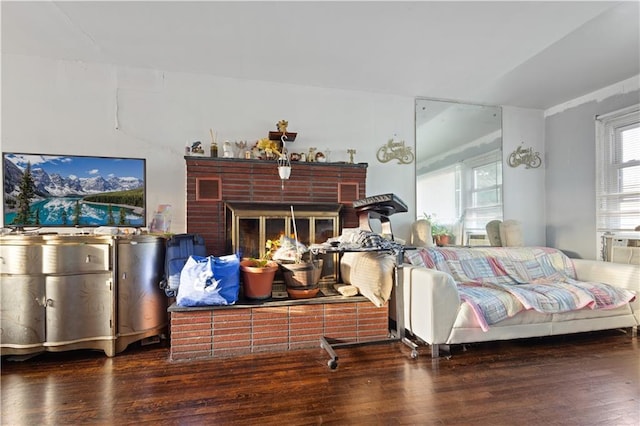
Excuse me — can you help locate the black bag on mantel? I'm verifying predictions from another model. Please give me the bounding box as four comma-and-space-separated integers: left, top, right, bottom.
159, 233, 207, 297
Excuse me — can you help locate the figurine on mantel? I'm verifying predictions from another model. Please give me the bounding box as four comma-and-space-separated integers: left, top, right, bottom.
307, 147, 317, 162
191, 141, 205, 155
268, 119, 297, 141
347, 149, 356, 164
234, 141, 247, 158
277, 119, 288, 133
223, 140, 234, 158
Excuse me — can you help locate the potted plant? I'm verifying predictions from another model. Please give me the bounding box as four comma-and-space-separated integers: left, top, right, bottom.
431, 223, 452, 247
239, 253, 279, 300
423, 213, 452, 247
269, 235, 323, 299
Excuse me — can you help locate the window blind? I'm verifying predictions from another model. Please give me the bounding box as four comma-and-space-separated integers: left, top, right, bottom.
596, 105, 640, 232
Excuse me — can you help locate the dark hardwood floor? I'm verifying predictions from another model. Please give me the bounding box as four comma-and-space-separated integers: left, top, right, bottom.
1, 330, 638, 425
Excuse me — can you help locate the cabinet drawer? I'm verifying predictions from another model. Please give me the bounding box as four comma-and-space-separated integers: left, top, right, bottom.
0, 244, 44, 275
42, 243, 111, 274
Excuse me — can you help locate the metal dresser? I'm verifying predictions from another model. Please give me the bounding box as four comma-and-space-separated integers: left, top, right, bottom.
0, 234, 166, 357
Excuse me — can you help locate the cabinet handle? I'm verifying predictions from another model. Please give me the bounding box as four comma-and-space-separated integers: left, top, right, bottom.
85, 255, 91, 263
122, 272, 127, 280
45, 298, 54, 307
35, 297, 46, 307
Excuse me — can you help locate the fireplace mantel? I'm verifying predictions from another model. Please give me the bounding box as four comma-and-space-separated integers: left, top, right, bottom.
185, 157, 368, 255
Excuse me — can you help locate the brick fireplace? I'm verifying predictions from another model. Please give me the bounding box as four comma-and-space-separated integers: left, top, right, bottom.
168, 156, 389, 361
184, 157, 368, 255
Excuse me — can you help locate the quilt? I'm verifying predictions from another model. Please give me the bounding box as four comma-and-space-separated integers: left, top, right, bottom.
407, 247, 636, 331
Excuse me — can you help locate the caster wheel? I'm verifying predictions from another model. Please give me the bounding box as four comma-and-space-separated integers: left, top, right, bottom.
411, 350, 419, 359
328, 359, 338, 369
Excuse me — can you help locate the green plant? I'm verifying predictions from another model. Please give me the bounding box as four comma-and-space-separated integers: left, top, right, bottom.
248, 258, 274, 268
422, 212, 450, 237
247, 237, 287, 267
431, 222, 451, 237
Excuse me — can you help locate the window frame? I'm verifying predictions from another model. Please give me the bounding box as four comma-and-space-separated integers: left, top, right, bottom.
595, 104, 640, 258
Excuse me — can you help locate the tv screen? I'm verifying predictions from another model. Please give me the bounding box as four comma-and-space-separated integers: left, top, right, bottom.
3, 152, 146, 228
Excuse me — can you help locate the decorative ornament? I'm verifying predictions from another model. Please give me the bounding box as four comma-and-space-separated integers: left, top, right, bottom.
268, 119, 297, 141
376, 137, 414, 164
277, 134, 291, 189
508, 143, 542, 169
347, 149, 356, 164
234, 140, 247, 158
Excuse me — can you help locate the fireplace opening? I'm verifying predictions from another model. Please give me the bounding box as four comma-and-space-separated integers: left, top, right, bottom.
225, 202, 343, 297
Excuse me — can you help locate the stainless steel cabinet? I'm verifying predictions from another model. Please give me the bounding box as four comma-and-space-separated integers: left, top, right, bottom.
115, 235, 167, 353
0, 234, 166, 357
0, 275, 46, 348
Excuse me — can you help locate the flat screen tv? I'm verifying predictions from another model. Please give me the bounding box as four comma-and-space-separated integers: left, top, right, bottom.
3, 152, 146, 229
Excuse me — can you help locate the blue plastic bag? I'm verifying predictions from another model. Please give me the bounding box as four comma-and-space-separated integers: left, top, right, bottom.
176, 254, 240, 307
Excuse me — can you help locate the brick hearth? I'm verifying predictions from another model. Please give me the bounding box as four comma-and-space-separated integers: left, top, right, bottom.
169, 300, 389, 361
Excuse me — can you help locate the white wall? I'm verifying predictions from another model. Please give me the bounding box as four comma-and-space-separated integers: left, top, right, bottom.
1, 54, 415, 238
544, 76, 639, 259
502, 106, 546, 246
1, 54, 567, 249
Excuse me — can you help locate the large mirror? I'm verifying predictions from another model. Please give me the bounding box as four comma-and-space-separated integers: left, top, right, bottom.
415, 98, 503, 246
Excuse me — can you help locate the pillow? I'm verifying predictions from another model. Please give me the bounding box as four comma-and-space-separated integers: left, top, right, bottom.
404, 249, 426, 267
340, 252, 395, 307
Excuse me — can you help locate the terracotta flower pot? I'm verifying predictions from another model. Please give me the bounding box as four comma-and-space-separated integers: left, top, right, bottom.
281, 260, 324, 299
434, 235, 450, 247
240, 259, 279, 300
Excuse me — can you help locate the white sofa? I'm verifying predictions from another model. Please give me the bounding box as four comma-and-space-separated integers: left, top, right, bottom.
401, 248, 639, 357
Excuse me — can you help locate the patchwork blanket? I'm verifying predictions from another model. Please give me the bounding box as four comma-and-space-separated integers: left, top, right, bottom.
407, 247, 636, 331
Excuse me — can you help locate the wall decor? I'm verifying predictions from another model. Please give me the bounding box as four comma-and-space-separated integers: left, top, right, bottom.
508, 143, 542, 169
376, 138, 414, 164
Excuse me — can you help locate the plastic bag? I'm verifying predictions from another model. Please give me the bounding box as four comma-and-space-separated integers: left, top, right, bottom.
176, 254, 240, 307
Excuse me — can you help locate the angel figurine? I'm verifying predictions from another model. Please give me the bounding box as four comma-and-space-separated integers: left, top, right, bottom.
277, 119, 289, 133
235, 140, 247, 158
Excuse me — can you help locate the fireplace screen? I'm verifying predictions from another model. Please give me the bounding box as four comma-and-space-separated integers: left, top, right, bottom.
225, 202, 342, 283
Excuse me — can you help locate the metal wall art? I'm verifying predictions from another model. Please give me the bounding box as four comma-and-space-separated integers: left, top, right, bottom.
376, 138, 415, 164
508, 143, 542, 169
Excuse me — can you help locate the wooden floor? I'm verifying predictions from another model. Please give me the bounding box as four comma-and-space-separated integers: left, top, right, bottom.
1, 330, 638, 425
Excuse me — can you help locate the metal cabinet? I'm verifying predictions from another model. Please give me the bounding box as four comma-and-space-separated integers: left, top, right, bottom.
115, 235, 167, 353
0, 235, 116, 356
0, 234, 166, 358
0, 275, 46, 348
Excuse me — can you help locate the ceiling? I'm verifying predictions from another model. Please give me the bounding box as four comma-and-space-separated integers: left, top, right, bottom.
1, 1, 639, 110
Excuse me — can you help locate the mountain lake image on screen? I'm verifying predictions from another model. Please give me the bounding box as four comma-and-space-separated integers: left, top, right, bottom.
2, 152, 146, 229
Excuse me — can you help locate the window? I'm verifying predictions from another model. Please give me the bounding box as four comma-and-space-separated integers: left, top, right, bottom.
416, 150, 502, 245
462, 150, 503, 242
596, 105, 640, 233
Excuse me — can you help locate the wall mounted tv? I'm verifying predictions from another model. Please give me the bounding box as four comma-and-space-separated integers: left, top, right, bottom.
3, 152, 146, 229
